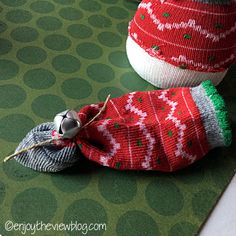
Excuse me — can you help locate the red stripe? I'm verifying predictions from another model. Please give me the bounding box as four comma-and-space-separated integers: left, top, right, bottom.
129, 0, 236, 72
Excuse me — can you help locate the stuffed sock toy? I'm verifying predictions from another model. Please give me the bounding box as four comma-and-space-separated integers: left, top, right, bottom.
126, 0, 236, 88
10, 81, 231, 173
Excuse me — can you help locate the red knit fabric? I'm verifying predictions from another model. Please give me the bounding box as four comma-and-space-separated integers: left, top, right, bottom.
128, 0, 236, 72
72, 87, 209, 172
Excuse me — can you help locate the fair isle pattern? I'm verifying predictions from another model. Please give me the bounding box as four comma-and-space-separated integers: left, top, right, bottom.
131, 18, 234, 51
148, 91, 173, 171
158, 90, 197, 163
138, 2, 236, 42
128, 0, 236, 74
109, 99, 134, 168
126, 35, 227, 88
97, 119, 121, 166
171, 54, 235, 70
14, 82, 229, 173
125, 92, 155, 169
165, 1, 236, 15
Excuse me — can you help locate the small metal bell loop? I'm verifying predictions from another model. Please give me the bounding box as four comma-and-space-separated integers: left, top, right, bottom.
54, 110, 81, 139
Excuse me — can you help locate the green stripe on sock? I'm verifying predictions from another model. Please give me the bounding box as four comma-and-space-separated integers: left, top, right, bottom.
201, 80, 232, 146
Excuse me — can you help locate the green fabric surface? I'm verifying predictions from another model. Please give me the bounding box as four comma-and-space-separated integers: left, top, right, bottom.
0, 0, 235, 235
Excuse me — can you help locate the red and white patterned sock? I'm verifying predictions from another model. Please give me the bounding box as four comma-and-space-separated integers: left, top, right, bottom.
13, 81, 231, 172
126, 0, 236, 88
76, 80, 231, 172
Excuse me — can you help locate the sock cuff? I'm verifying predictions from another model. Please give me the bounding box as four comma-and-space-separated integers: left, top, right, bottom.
191, 80, 232, 148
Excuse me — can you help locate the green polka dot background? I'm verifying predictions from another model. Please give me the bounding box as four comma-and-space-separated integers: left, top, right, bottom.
0, 0, 235, 236
11, 26, 39, 43
37, 16, 62, 31
11, 188, 57, 223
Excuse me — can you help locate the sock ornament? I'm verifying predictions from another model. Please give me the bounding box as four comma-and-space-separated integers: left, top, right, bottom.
126, 0, 236, 88
4, 81, 231, 172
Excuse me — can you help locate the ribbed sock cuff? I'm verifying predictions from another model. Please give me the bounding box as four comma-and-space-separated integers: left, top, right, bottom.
190, 80, 232, 148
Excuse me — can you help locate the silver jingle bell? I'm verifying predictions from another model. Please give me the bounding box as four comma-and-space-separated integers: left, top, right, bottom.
54, 110, 82, 139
